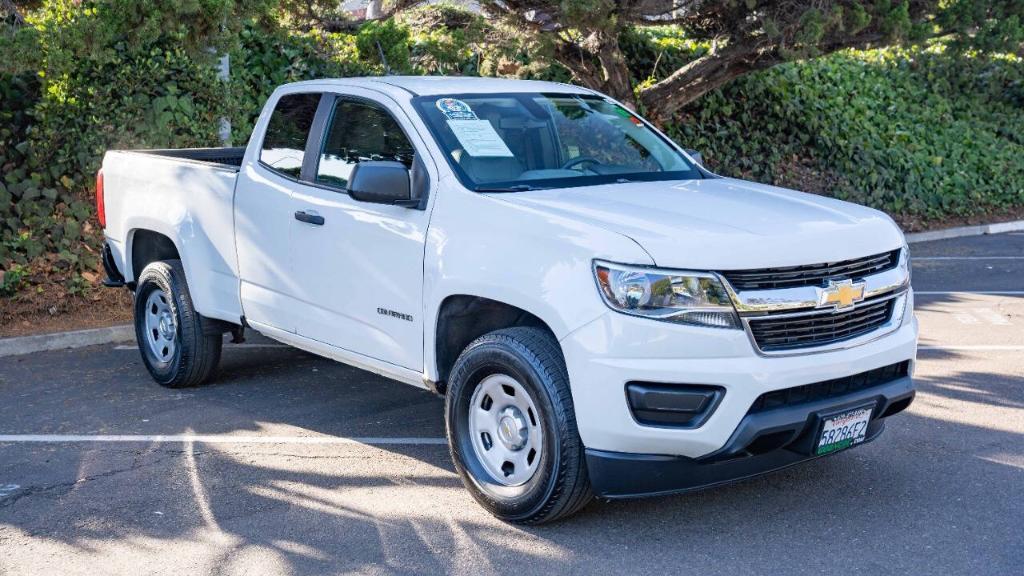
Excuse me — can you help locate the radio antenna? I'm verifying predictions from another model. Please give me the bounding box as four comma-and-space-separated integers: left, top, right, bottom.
376, 40, 393, 75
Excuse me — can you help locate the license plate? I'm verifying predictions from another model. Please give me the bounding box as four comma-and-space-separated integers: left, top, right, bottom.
816, 406, 873, 456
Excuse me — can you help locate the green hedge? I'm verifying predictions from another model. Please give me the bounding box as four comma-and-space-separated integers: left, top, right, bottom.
0, 1, 498, 296
663, 43, 1024, 219
1, 4, 238, 293
2, 2, 1023, 298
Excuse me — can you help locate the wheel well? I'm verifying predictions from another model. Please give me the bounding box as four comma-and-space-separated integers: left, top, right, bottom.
130, 230, 180, 284
435, 295, 556, 387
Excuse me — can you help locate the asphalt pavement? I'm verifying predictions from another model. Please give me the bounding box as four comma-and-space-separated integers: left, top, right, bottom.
0, 233, 1021, 575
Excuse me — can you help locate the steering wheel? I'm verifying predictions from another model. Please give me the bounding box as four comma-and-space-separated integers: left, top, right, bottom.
561, 156, 604, 171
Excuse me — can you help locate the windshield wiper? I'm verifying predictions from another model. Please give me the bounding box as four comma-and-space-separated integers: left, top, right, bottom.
473, 184, 546, 193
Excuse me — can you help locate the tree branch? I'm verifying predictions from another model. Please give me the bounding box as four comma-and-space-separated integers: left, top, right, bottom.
639, 30, 893, 124
1, 0, 26, 26
282, 0, 425, 32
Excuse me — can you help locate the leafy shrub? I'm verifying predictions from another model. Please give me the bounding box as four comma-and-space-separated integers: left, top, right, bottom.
0, 73, 40, 265
0, 1, 249, 290
228, 25, 366, 139
1, 2, 1023, 302
656, 38, 1024, 219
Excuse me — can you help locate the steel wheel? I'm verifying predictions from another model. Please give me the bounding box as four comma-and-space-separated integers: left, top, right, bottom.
468, 373, 544, 486
446, 327, 592, 523
143, 288, 177, 363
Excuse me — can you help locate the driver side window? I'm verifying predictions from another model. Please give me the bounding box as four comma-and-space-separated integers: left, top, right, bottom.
316, 99, 416, 190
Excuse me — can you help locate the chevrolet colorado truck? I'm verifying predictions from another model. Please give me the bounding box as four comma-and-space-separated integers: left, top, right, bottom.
98, 76, 917, 523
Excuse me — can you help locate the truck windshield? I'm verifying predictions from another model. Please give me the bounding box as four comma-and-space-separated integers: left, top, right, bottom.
413, 93, 702, 191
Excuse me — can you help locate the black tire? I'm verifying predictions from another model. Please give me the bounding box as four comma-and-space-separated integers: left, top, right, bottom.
133, 259, 222, 388
445, 326, 592, 524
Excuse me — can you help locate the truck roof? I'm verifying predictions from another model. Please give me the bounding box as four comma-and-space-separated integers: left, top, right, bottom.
282, 76, 595, 97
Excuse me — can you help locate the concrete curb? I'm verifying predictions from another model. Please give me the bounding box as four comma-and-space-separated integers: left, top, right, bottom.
906, 220, 1024, 243
0, 325, 134, 358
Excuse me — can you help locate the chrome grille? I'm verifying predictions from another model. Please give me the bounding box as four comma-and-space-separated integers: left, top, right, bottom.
747, 298, 894, 352
720, 249, 901, 291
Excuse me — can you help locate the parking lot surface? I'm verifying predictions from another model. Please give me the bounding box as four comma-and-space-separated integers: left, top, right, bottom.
1, 233, 1022, 575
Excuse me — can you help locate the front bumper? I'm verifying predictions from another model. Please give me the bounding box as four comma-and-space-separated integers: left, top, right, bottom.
586, 374, 914, 498
560, 292, 918, 459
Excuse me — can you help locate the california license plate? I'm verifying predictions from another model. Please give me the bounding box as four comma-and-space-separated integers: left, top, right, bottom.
816, 406, 873, 456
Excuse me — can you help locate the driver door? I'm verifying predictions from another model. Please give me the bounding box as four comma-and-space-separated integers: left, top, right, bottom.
287, 90, 433, 371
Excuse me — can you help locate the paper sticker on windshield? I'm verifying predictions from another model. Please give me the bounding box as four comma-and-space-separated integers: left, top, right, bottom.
612, 105, 633, 119
447, 120, 514, 157
436, 98, 478, 120
612, 104, 645, 127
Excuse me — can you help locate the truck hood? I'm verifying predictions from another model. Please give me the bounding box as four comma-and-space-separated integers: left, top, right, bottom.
491, 178, 904, 270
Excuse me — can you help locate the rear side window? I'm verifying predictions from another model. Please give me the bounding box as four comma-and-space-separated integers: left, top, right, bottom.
260, 93, 321, 178
316, 99, 416, 189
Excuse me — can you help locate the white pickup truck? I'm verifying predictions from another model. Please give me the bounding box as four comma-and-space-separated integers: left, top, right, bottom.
98, 76, 917, 523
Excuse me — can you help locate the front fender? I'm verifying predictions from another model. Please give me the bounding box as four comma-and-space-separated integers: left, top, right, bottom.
422, 183, 653, 380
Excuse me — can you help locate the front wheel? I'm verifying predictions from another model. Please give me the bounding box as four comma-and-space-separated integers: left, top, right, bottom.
445, 327, 592, 524
133, 259, 222, 388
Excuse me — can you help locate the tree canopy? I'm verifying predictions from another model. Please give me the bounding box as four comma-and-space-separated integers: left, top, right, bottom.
481, 1, 1024, 122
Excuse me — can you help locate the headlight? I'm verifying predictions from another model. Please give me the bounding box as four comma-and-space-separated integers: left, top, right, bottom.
593, 261, 740, 329
899, 242, 912, 285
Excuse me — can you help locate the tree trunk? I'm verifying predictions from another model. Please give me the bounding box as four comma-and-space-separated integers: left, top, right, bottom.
552, 32, 637, 108
2, 0, 26, 26
639, 45, 777, 125
638, 31, 888, 125
593, 32, 636, 108
366, 0, 383, 20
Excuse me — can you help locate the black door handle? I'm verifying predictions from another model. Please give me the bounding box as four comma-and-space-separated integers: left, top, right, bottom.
294, 210, 324, 226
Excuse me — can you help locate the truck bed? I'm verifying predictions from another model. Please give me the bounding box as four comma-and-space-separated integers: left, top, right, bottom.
101, 146, 244, 324
121, 147, 246, 170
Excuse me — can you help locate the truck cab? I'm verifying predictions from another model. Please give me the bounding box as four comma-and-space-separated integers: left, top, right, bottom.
99, 77, 917, 523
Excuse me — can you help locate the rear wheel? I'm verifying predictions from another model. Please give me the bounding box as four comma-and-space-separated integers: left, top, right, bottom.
133, 260, 222, 388
445, 326, 592, 524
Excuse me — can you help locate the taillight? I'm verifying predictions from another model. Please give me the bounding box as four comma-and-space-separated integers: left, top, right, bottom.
96, 169, 106, 228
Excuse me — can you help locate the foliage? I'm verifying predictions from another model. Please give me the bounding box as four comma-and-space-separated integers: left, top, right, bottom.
0, 0, 468, 298
356, 18, 412, 73
664, 42, 1024, 219
396, 3, 488, 76
0, 1, 254, 293
482, 1, 1024, 122
0, 73, 38, 264
619, 26, 709, 88
1, 0, 1023, 302
227, 25, 366, 138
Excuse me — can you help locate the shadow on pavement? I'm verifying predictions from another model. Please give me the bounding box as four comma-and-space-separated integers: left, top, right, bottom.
1, 335, 1022, 574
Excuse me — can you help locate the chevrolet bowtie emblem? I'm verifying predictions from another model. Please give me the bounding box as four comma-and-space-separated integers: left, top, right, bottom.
818, 279, 866, 311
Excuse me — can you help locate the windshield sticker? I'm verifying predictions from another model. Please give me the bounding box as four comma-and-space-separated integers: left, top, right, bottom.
610, 104, 645, 126
436, 98, 478, 120
612, 105, 633, 118
447, 120, 514, 157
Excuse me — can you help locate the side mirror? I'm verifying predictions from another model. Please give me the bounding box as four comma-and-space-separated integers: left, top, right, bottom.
684, 149, 704, 167
347, 161, 414, 206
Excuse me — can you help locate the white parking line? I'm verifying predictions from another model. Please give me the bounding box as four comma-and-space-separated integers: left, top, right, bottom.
914, 256, 1024, 261
915, 291, 1024, 295
0, 434, 446, 445
918, 345, 1024, 351
972, 308, 1012, 325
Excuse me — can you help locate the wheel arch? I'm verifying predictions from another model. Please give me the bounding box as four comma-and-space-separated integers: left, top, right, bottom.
432, 294, 562, 390
128, 228, 182, 285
